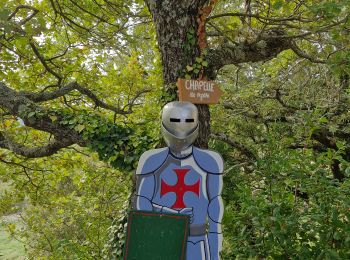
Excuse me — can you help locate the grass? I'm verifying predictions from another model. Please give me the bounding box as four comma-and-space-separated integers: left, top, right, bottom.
0, 181, 26, 260
0, 225, 25, 260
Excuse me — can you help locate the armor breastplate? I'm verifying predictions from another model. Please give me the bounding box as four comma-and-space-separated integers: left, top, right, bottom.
152, 153, 209, 225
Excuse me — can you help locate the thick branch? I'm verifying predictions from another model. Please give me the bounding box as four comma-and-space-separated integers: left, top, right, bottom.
311, 128, 350, 181
331, 159, 345, 182
207, 12, 315, 23
0, 132, 74, 158
311, 128, 337, 150
0, 82, 85, 152
207, 30, 292, 73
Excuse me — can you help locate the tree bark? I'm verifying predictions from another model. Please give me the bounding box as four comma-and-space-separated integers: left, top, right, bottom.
145, 0, 211, 148
145, 1, 295, 149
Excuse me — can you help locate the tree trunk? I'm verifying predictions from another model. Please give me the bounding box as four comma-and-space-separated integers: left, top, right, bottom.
146, 0, 211, 148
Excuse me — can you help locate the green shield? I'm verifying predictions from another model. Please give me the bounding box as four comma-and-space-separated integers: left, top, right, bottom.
123, 211, 189, 260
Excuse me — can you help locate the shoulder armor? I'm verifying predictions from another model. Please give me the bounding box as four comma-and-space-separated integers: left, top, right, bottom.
193, 147, 224, 174
136, 147, 169, 175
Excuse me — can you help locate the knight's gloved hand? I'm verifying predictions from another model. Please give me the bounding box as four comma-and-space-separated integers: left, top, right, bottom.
179, 207, 194, 223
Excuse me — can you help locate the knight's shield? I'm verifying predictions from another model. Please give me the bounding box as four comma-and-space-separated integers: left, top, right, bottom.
124, 211, 189, 260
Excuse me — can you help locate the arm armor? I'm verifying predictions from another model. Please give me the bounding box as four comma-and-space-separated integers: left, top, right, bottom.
207, 173, 224, 260
193, 147, 224, 260
135, 174, 180, 214
134, 148, 178, 213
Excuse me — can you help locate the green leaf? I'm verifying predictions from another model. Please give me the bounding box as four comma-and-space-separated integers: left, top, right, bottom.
0, 9, 11, 20
74, 124, 85, 133
319, 117, 328, 123
345, 167, 350, 176
27, 112, 36, 118
335, 141, 345, 150
333, 231, 341, 240
49, 115, 58, 122
273, 0, 283, 9
186, 65, 193, 71
187, 33, 193, 40
195, 57, 203, 63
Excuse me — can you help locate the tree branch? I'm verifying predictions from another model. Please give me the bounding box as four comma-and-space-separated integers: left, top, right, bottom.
28, 39, 63, 83
0, 157, 52, 172
207, 30, 292, 73
20, 82, 150, 114
331, 159, 345, 182
290, 42, 326, 64
0, 132, 74, 158
0, 82, 149, 159
0, 82, 85, 150
211, 132, 256, 160
207, 12, 315, 23
7, 5, 39, 26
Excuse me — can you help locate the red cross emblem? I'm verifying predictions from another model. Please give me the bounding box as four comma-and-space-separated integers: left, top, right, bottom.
160, 168, 200, 209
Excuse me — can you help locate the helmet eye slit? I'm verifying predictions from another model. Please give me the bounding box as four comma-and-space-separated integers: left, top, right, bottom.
185, 119, 194, 123
170, 118, 181, 122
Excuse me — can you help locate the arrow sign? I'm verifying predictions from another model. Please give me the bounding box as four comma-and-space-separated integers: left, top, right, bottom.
177, 78, 223, 104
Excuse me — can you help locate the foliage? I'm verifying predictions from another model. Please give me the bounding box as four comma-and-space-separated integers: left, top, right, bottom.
1, 147, 132, 259
57, 109, 157, 170
0, 0, 350, 259
211, 47, 350, 259
217, 138, 350, 259
0, 0, 162, 256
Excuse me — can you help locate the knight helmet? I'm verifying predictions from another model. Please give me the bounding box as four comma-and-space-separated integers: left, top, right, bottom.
161, 101, 199, 153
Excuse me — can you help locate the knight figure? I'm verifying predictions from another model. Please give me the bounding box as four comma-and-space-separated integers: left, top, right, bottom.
134, 101, 224, 260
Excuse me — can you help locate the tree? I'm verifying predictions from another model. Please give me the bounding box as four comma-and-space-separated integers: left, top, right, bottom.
1, 0, 348, 156
1, 0, 350, 258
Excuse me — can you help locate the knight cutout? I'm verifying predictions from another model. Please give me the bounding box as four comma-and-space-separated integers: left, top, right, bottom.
134, 101, 224, 260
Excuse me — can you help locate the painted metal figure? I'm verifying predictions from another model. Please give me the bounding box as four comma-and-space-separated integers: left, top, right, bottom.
135, 101, 224, 260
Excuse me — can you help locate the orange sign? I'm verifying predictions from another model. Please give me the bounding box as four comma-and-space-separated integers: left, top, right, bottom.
177, 78, 223, 104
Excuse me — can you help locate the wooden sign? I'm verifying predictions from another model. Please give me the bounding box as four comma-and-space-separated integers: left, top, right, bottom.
177, 78, 223, 104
